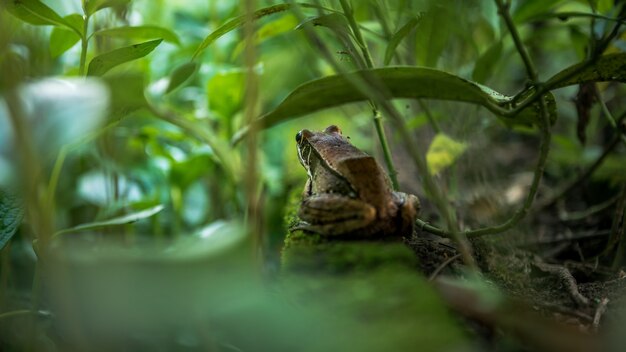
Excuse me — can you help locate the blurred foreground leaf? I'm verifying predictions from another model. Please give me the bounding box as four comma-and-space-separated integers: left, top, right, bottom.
426, 134, 467, 175
0, 189, 24, 250
233, 67, 557, 143
87, 39, 163, 76
54, 205, 164, 237
0, 79, 109, 163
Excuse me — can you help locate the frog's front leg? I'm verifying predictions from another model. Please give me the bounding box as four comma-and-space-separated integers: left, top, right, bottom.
295, 193, 376, 236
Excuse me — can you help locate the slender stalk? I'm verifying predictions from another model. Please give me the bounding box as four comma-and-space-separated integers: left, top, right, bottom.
0, 310, 40, 320
243, 0, 262, 259
339, 0, 399, 190
78, 14, 90, 76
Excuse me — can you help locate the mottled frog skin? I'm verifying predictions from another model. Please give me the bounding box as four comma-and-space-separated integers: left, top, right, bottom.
294, 125, 420, 237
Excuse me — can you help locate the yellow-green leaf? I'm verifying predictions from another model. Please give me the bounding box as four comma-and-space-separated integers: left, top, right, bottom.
426, 134, 467, 175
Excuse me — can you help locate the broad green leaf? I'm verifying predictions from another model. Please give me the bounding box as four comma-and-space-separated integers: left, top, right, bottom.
545, 53, 626, 89
53, 205, 164, 237
384, 14, 422, 65
472, 41, 502, 83
0, 189, 24, 250
426, 134, 467, 175
192, 3, 319, 60
5, 0, 76, 33
85, 0, 131, 16
232, 67, 557, 144
93, 26, 181, 45
50, 27, 80, 58
87, 39, 163, 76
166, 61, 198, 93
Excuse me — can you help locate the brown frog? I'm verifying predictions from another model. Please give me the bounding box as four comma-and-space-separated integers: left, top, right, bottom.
294, 125, 420, 237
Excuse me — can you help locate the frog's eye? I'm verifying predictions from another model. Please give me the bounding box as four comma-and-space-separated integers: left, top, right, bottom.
295, 131, 303, 143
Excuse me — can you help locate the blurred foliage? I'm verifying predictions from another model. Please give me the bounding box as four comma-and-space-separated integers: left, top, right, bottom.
0, 0, 625, 350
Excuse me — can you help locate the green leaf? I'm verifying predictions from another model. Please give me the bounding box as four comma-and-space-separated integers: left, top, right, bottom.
87, 39, 163, 76
545, 53, 626, 89
207, 70, 245, 119
53, 205, 164, 237
426, 134, 467, 175
101, 73, 149, 117
93, 26, 181, 45
0, 189, 24, 250
415, 6, 452, 67
231, 14, 299, 59
384, 14, 422, 65
166, 61, 198, 93
5, 0, 67, 27
512, 0, 568, 23
472, 41, 503, 83
192, 3, 319, 60
232, 67, 557, 144
50, 27, 80, 58
85, 0, 131, 16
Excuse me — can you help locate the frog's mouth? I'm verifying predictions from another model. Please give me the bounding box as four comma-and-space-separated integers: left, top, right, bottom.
297, 143, 313, 177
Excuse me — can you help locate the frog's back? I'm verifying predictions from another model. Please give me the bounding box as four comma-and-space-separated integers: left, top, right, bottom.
335, 155, 393, 208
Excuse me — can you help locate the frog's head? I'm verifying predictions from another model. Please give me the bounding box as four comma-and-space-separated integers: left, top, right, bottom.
295, 125, 343, 172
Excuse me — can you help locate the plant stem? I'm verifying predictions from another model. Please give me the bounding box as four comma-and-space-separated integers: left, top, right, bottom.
458, 0, 552, 238
78, 14, 90, 75
339, 0, 399, 190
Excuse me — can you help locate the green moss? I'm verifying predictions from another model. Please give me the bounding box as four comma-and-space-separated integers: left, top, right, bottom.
281, 188, 418, 273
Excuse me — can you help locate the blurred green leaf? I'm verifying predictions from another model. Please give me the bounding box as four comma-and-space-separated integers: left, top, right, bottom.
170, 154, 214, 191
93, 26, 181, 45
207, 70, 245, 119
545, 53, 626, 88
384, 14, 422, 65
472, 41, 502, 83
192, 3, 319, 60
414, 6, 452, 67
50, 27, 80, 58
0, 189, 23, 250
87, 39, 163, 76
512, 0, 567, 23
233, 67, 557, 144
54, 205, 164, 237
165, 61, 198, 93
231, 14, 299, 58
426, 133, 467, 175
101, 73, 149, 116
296, 12, 352, 37
5, 0, 69, 28
63, 13, 85, 36
85, 0, 131, 16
